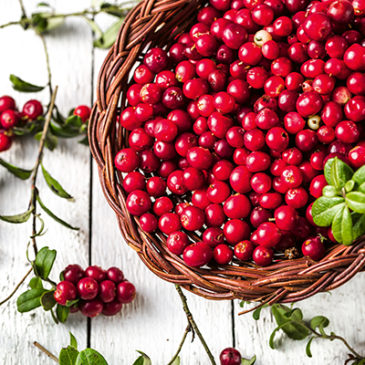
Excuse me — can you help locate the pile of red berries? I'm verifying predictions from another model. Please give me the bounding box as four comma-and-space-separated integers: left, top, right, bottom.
53, 265, 136, 318
114, 0, 365, 268
0, 94, 91, 152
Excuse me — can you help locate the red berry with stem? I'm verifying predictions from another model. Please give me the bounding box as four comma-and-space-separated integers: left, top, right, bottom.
22, 99, 43, 120
54, 281, 77, 305
73, 105, 91, 122
220, 348, 242, 365
253, 246, 273, 266
116, 281, 136, 303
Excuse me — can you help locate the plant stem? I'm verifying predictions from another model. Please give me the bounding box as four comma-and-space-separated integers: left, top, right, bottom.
33, 342, 59, 363
167, 324, 191, 365
175, 285, 216, 365
29, 86, 58, 255
18, 0, 27, 19
38, 33, 53, 98
0, 20, 22, 29
0, 267, 32, 306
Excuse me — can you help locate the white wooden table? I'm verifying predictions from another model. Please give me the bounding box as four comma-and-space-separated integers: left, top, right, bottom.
0, 1, 364, 364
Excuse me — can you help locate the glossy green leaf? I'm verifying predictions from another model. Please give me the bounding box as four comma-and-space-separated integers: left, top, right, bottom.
345, 180, 355, 193
252, 304, 268, 320
0, 206, 34, 224
75, 349, 108, 365
83, 17, 103, 38
331, 205, 345, 244
93, 18, 124, 49
65, 115, 83, 128
0, 158, 32, 180
10, 74, 45, 92
312, 197, 345, 227
358, 182, 365, 193
330, 157, 354, 189
17, 288, 47, 312
34, 246, 57, 280
36, 195, 79, 230
171, 356, 180, 365
346, 192, 365, 214
353, 165, 365, 185
305, 337, 314, 358
241, 355, 256, 365
41, 163, 74, 200
322, 185, 338, 198
59, 346, 79, 365
324, 158, 335, 185
49, 121, 80, 138
352, 213, 365, 241
341, 206, 353, 245
310, 316, 330, 331
133, 351, 152, 365
40, 290, 56, 311
29, 277, 43, 289
70, 332, 78, 349
56, 304, 69, 323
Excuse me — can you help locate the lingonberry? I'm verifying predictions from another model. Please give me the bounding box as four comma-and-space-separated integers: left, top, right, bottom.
167, 170, 187, 195
22, 99, 43, 120
0, 131, 12, 151
223, 194, 251, 219
247, 66, 269, 89
102, 300, 123, 316
259, 192, 283, 210
344, 96, 365, 122
303, 13, 332, 41
139, 212, 158, 232
281, 165, 303, 189
252, 245, 273, 266
162, 87, 185, 109
347, 72, 365, 95
73, 105, 91, 122
296, 91, 323, 117
183, 167, 205, 190
282, 147, 303, 165
203, 227, 224, 247
159, 212, 181, 234
156, 70, 178, 89
54, 281, 77, 305
262, 40, 280, 60
106, 267, 124, 283
295, 129, 318, 152
63, 264, 84, 284
335, 121, 360, 144
186, 146, 213, 170
243, 129, 265, 151
116, 281, 136, 303
343, 44, 365, 71
167, 231, 190, 255
219, 348, 242, 365
213, 160, 234, 181
80, 299, 103, 318
183, 242, 213, 267
192, 189, 211, 209
0, 110, 19, 129
278, 90, 298, 112
0, 95, 15, 113
348, 146, 365, 168
99, 280, 116, 303
146, 176, 166, 197
250, 206, 271, 227
284, 112, 305, 134
77, 277, 99, 300
126, 190, 151, 216
208, 112, 233, 138
223, 219, 250, 244
207, 181, 230, 203
246, 151, 271, 172
234, 240, 254, 261
285, 72, 304, 91
180, 206, 205, 231
309, 174, 327, 198
129, 128, 153, 151
144, 48, 168, 73
266, 127, 289, 152
250, 173, 272, 194
302, 237, 325, 261
274, 205, 298, 230
114, 148, 139, 172
285, 187, 308, 208
321, 101, 343, 127
227, 79, 250, 103
312, 74, 335, 95
238, 42, 262, 65
205, 203, 226, 227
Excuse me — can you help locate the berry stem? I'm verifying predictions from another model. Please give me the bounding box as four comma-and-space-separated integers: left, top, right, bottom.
38, 33, 53, 98
175, 285, 217, 365
29, 85, 58, 255
0, 267, 32, 306
33, 341, 59, 363
17, 0, 27, 19
167, 324, 192, 365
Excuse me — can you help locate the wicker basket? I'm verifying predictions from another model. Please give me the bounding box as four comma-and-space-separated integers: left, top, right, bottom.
89, 0, 365, 305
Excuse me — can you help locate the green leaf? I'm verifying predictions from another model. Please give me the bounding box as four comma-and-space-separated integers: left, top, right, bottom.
341, 206, 353, 245
345, 180, 355, 193
34, 246, 57, 280
252, 304, 268, 320
40, 290, 56, 311
56, 304, 69, 323
34, 131, 58, 150
353, 165, 365, 185
358, 182, 365, 193
352, 213, 365, 241
83, 17, 103, 38
79, 135, 89, 146
331, 205, 345, 244
65, 115, 83, 128
322, 185, 338, 198
59, 346, 79, 365
305, 337, 314, 358
93, 18, 124, 49
29, 277, 43, 289
170, 356, 180, 365
312, 197, 345, 227
241, 355, 256, 365
17, 288, 46, 312
0, 206, 34, 224
45, 16, 64, 32
324, 158, 335, 185
75, 349, 108, 365
70, 332, 78, 349
329, 157, 354, 189
310, 316, 330, 331
0, 158, 32, 179
49, 121, 80, 138
65, 299, 79, 308
269, 327, 280, 349
41, 163, 74, 200
133, 351, 152, 365
36, 195, 79, 230
346, 192, 365, 214
9, 74, 45, 92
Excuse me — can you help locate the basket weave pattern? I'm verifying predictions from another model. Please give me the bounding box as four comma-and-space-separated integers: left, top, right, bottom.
89, 0, 365, 304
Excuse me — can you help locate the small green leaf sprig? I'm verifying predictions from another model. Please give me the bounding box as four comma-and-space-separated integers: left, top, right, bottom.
312, 157, 365, 245
247, 302, 365, 364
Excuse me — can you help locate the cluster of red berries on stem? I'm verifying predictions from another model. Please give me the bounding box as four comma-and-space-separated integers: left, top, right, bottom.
53, 265, 136, 318
0, 94, 91, 152
115, 0, 365, 268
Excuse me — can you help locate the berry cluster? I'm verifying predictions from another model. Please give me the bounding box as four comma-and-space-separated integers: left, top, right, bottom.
54, 265, 136, 318
0, 94, 91, 152
115, 0, 365, 268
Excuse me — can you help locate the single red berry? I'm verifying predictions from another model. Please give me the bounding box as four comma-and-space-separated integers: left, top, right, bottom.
73, 105, 91, 122
126, 190, 151, 216
167, 231, 190, 255
0, 131, 12, 152
205, 203, 226, 227
115, 148, 139, 172
302, 237, 325, 261
53, 281, 77, 305
285, 187, 309, 208
183, 242, 213, 267
213, 244, 233, 265
309, 174, 327, 198
253, 222, 281, 248
180, 206, 205, 231
144, 48, 168, 73
139, 212, 158, 232
303, 13, 332, 41
219, 348, 242, 365
106, 267, 124, 283
348, 146, 365, 168
0, 110, 19, 129
0, 95, 15, 113
202, 227, 224, 247
63, 264, 84, 284
85, 265, 106, 281
99, 280, 116, 303
77, 277, 99, 300
102, 300, 123, 316
274, 205, 298, 231
234, 240, 254, 261
252, 246, 273, 266
117, 281, 136, 303
207, 181, 230, 203
22, 99, 43, 120
80, 299, 103, 318
223, 194, 251, 219
159, 212, 181, 234
223, 219, 250, 244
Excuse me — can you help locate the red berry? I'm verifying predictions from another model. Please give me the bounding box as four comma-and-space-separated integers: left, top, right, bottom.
223, 194, 251, 218
234, 240, 254, 261
274, 205, 298, 230
223, 219, 250, 244
117, 281, 136, 303
102, 300, 123, 316
85, 265, 105, 281
309, 174, 327, 198
180, 206, 205, 231
139, 212, 158, 232
115, 148, 139, 172
126, 190, 151, 216
0, 110, 19, 129
302, 237, 325, 261
63, 264, 84, 284
106, 267, 124, 283
22, 99, 43, 120
253, 246, 273, 266
0, 95, 15, 113
73, 105, 91, 122
99, 280, 116, 303
207, 181, 230, 203
213, 244, 233, 265
220, 348, 242, 365
183, 242, 213, 267
167, 231, 190, 255
253, 222, 281, 247
77, 277, 99, 300
53, 281, 77, 305
80, 299, 103, 318
303, 13, 332, 41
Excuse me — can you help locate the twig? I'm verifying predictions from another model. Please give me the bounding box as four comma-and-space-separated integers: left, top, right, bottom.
0, 20, 22, 29
38, 33, 53, 98
29, 86, 58, 255
175, 285, 217, 365
33, 342, 59, 363
167, 324, 191, 365
18, 0, 27, 19
0, 267, 32, 306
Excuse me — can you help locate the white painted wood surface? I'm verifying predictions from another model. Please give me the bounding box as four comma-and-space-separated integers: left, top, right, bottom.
0, 1, 363, 364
